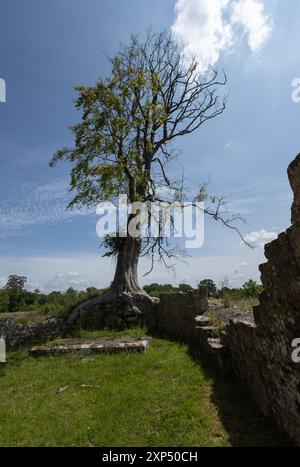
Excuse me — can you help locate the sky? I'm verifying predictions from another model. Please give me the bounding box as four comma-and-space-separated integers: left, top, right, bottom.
0, 0, 300, 292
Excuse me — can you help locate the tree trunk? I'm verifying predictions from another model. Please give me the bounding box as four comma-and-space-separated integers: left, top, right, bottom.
110, 236, 143, 296
68, 216, 158, 328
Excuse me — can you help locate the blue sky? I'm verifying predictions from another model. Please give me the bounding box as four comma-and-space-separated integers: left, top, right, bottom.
0, 0, 299, 291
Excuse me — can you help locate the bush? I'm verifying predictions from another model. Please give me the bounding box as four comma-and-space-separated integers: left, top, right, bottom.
0, 290, 9, 313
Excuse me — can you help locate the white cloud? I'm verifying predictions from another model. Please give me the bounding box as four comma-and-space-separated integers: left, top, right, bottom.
244, 229, 277, 247
172, 0, 233, 71
172, 0, 272, 71
46, 271, 90, 291
231, 0, 272, 51
67, 271, 80, 277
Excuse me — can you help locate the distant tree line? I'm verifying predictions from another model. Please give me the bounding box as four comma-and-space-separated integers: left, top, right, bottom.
143, 279, 263, 300
0, 275, 108, 315
0, 275, 263, 315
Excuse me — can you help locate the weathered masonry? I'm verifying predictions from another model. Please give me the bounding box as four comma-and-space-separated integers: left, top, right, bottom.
158, 154, 300, 445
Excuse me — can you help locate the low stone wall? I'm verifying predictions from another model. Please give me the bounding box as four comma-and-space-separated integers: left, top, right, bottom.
0, 317, 70, 348
157, 286, 208, 338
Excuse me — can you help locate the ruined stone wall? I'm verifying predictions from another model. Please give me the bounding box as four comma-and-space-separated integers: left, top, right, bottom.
157, 287, 208, 339
223, 154, 300, 445
152, 154, 300, 445
0, 317, 70, 348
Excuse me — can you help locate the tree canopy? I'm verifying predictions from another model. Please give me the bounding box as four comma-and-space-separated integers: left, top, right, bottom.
50, 30, 248, 303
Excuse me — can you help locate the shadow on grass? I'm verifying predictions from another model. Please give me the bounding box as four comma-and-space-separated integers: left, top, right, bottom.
151, 328, 292, 447
187, 341, 293, 447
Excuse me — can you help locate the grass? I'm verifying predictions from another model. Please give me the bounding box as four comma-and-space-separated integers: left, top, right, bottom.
0, 329, 290, 447
0, 310, 47, 324
223, 297, 259, 312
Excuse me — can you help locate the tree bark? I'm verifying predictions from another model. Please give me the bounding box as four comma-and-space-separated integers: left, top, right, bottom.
110, 236, 144, 296
68, 215, 158, 327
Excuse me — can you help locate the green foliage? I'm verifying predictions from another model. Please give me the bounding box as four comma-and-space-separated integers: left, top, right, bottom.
241, 280, 263, 298
143, 283, 179, 297
218, 280, 263, 311
0, 282, 107, 318
219, 280, 263, 301
50, 36, 171, 207
0, 289, 9, 312
178, 283, 193, 292
143, 279, 263, 302
6, 275, 27, 291
0, 275, 263, 317
199, 279, 217, 298
5, 275, 27, 312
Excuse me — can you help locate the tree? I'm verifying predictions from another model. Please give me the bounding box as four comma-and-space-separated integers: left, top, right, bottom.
178, 283, 193, 292
143, 283, 176, 297
0, 289, 9, 313
5, 275, 27, 312
199, 279, 217, 298
50, 31, 245, 319
242, 280, 263, 298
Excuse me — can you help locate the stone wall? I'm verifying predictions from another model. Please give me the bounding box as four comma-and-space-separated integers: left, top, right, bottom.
157, 286, 208, 338
0, 317, 70, 348
152, 154, 300, 445
222, 154, 300, 445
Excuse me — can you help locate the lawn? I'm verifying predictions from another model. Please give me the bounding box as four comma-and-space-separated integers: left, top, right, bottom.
0, 330, 289, 447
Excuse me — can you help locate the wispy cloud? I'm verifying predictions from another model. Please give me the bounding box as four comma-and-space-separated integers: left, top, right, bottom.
172, 0, 272, 71
0, 179, 94, 237
231, 0, 272, 51
45, 271, 91, 291
172, 0, 233, 72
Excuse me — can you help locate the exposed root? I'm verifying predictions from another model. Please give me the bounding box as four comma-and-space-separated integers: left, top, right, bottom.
68, 290, 159, 330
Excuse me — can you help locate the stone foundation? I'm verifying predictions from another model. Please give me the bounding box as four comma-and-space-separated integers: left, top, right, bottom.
29, 337, 151, 358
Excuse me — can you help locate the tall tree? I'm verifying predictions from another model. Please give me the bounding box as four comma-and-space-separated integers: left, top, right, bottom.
6, 275, 27, 312
51, 31, 244, 317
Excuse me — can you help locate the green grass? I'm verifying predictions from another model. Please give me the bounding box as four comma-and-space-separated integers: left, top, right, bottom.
223, 297, 259, 312
0, 310, 47, 324
0, 330, 289, 447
